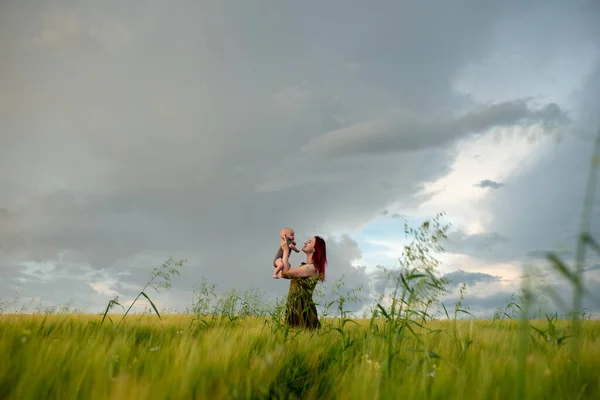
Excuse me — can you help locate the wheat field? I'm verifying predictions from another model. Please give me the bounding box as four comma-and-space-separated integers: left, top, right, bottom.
0, 313, 598, 400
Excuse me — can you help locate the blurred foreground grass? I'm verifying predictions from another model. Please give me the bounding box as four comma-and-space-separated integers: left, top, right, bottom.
1, 314, 599, 399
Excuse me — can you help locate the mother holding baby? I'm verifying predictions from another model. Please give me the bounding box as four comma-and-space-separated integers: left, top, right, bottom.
279, 235, 327, 330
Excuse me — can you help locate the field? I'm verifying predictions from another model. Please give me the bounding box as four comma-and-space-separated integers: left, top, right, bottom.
1, 313, 599, 399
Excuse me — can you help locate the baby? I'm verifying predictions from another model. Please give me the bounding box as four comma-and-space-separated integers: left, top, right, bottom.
273, 227, 300, 279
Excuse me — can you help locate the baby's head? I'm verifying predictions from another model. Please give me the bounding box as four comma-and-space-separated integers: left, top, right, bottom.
280, 227, 295, 241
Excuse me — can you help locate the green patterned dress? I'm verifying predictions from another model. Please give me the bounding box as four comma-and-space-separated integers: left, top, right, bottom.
285, 273, 321, 330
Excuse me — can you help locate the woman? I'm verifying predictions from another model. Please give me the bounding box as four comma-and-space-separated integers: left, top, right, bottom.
279, 235, 327, 330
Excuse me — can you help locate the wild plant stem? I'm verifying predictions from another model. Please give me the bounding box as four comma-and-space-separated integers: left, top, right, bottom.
572, 126, 600, 362
516, 268, 531, 400
116, 270, 161, 329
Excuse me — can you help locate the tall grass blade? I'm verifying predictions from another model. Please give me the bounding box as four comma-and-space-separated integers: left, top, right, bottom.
571, 126, 600, 364
581, 233, 600, 255
100, 298, 123, 327
141, 291, 162, 320
547, 253, 577, 284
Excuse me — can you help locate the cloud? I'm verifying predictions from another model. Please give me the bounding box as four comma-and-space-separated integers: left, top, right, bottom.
433, 3, 600, 275
480, 108, 600, 267
438, 265, 600, 318
584, 264, 600, 272
474, 180, 504, 190
26, 10, 84, 49
88, 281, 118, 297
445, 231, 514, 263
301, 100, 569, 158
525, 249, 572, 259
21, 8, 131, 55
443, 269, 501, 289
441, 291, 515, 316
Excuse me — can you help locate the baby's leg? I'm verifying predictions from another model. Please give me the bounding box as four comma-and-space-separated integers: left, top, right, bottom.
273, 258, 284, 279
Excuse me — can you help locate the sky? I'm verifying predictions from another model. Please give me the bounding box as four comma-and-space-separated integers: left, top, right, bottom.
1, 0, 600, 318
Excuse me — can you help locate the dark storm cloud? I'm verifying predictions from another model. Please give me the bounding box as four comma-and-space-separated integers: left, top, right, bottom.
445, 231, 516, 264
474, 180, 504, 190
443, 270, 501, 289
302, 100, 569, 158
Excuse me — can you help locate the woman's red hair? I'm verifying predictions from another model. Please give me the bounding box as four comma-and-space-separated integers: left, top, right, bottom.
312, 236, 327, 281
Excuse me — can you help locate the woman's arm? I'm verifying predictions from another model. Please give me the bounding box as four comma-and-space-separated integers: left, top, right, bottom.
279, 239, 317, 279
281, 247, 292, 273
281, 263, 317, 279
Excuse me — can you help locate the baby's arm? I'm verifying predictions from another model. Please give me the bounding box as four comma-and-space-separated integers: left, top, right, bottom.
289, 242, 300, 253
